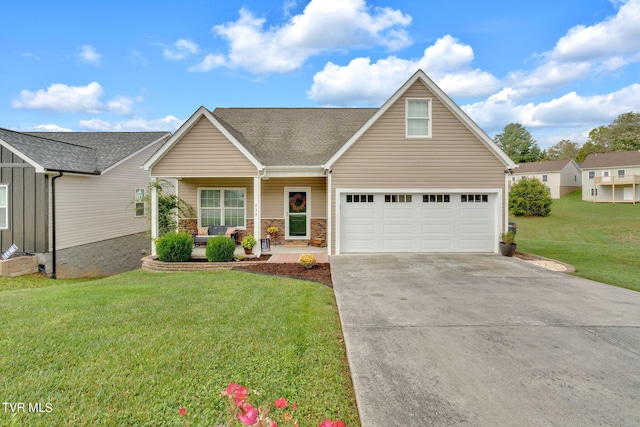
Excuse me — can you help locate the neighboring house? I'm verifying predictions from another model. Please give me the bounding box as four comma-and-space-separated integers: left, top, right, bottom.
581, 151, 640, 204
144, 70, 515, 255
0, 129, 171, 277
511, 159, 582, 198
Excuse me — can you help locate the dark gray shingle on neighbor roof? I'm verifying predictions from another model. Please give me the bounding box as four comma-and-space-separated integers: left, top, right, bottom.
0, 128, 98, 173
514, 159, 572, 174
581, 150, 640, 169
28, 132, 169, 171
212, 108, 378, 166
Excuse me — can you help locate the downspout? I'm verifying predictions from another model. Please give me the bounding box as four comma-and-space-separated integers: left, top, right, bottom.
504, 168, 513, 233
51, 172, 63, 279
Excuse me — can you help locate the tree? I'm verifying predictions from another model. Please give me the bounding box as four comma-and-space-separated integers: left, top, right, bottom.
546, 139, 579, 160
509, 177, 552, 217
494, 123, 543, 163
576, 112, 640, 162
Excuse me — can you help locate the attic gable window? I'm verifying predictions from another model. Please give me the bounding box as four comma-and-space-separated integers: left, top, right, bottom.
406, 98, 432, 138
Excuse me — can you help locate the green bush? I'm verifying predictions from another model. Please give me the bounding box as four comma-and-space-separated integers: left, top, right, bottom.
155, 232, 193, 262
509, 177, 552, 216
206, 235, 236, 262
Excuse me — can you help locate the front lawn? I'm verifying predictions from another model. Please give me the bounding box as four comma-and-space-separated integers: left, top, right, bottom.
0, 270, 359, 426
512, 190, 640, 292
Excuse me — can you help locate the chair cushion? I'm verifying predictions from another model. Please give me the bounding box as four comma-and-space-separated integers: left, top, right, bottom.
208, 225, 227, 236
225, 227, 237, 237
197, 226, 209, 236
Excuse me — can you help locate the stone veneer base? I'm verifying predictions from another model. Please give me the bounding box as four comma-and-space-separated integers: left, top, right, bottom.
141, 255, 275, 272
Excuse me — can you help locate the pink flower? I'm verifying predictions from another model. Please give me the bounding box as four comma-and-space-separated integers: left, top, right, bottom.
291, 402, 298, 410
222, 383, 249, 405
238, 403, 259, 426
319, 420, 346, 427
319, 420, 333, 427
179, 407, 186, 417
332, 421, 346, 427
269, 422, 277, 427
274, 398, 288, 409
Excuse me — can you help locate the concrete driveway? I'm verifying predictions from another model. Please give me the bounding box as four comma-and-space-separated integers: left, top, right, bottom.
330, 254, 640, 427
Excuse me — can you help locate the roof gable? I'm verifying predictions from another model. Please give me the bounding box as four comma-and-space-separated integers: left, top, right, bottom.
582, 151, 640, 169
144, 106, 263, 171
324, 69, 515, 169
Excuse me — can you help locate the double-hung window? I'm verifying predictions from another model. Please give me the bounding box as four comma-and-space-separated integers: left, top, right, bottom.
406, 99, 432, 138
134, 188, 145, 217
0, 185, 7, 229
199, 188, 245, 227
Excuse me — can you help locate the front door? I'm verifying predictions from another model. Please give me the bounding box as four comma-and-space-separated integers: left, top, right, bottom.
285, 187, 310, 239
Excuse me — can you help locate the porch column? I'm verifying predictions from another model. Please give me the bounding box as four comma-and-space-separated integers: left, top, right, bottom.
151, 178, 159, 255
254, 176, 262, 257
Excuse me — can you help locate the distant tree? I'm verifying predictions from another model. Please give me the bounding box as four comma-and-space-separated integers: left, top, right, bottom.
509, 177, 552, 217
576, 112, 640, 162
494, 123, 543, 163
546, 139, 579, 160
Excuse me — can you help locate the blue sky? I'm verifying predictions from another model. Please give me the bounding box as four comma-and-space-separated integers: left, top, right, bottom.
2, 0, 639, 149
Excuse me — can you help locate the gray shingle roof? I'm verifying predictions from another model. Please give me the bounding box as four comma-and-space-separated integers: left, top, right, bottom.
27, 131, 169, 171
581, 151, 640, 169
514, 159, 572, 174
212, 108, 377, 166
0, 128, 98, 173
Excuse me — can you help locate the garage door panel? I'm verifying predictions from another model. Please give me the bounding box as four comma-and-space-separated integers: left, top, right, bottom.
341, 192, 495, 253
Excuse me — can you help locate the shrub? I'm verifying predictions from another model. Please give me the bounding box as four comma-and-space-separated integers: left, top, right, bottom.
499, 231, 515, 245
509, 177, 552, 216
155, 232, 193, 262
206, 235, 236, 262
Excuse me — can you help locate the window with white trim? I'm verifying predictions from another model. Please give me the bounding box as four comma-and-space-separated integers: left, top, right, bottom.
346, 194, 374, 203
0, 185, 7, 229
542, 174, 548, 182
588, 171, 595, 179
603, 171, 610, 177
618, 169, 626, 178
461, 194, 489, 203
134, 188, 145, 217
423, 194, 450, 203
199, 188, 245, 227
406, 99, 432, 138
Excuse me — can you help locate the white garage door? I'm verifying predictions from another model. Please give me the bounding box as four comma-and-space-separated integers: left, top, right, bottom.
340, 192, 495, 253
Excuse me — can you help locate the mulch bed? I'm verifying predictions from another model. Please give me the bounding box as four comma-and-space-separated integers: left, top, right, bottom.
234, 263, 333, 287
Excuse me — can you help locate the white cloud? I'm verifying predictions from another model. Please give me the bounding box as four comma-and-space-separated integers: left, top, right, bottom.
462, 83, 640, 136
12, 82, 105, 113
33, 124, 73, 132
79, 115, 183, 132
188, 53, 227, 72
163, 38, 199, 60
77, 45, 101, 65
12, 82, 139, 115
205, 0, 412, 74
307, 35, 500, 105
551, 0, 640, 63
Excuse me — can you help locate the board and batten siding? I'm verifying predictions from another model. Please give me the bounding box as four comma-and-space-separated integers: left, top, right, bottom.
51, 142, 161, 251
151, 117, 257, 178
261, 177, 327, 219
0, 146, 48, 253
330, 80, 505, 254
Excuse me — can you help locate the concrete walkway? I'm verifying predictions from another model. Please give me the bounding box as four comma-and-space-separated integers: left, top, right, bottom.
330, 253, 640, 427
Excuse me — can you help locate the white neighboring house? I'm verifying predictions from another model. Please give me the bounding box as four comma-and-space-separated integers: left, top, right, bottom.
511, 159, 582, 199
582, 151, 640, 204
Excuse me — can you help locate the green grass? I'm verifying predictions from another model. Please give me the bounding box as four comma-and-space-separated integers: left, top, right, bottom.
512, 190, 640, 291
0, 271, 359, 426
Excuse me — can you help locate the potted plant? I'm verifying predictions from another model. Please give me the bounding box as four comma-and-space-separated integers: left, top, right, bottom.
499, 231, 517, 257
267, 226, 279, 240
241, 235, 257, 255
299, 253, 317, 269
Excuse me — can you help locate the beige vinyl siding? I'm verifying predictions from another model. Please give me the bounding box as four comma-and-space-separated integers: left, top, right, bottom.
261, 177, 326, 219
151, 117, 257, 177
330, 80, 505, 254
178, 178, 254, 227
51, 143, 160, 251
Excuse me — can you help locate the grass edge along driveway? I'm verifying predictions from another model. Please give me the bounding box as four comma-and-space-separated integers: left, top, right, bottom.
513, 190, 640, 292
0, 270, 360, 426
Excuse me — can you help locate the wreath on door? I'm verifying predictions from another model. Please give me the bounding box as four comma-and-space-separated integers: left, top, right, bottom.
289, 193, 306, 212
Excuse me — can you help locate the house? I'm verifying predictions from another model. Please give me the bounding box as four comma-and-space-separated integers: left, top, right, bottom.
581, 151, 640, 204
144, 70, 515, 255
0, 129, 171, 277
511, 159, 582, 198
